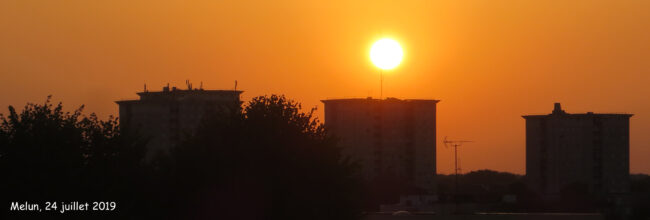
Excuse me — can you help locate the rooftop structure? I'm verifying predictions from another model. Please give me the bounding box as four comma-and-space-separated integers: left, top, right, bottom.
116, 83, 242, 159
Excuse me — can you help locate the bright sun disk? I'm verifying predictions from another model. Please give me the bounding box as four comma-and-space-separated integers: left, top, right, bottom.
370, 38, 403, 70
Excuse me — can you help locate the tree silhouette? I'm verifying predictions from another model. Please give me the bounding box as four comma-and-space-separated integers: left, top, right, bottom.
160, 95, 363, 219
1, 95, 363, 219
0, 96, 146, 217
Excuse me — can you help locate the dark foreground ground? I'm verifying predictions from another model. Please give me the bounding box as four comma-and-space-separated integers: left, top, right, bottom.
364, 213, 604, 220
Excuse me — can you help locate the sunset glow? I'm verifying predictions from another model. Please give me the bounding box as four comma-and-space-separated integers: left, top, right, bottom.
4, 1, 650, 217
2, 1, 650, 175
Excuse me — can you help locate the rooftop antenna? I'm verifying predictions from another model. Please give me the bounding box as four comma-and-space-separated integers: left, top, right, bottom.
380, 69, 383, 100
186, 79, 193, 90
234, 80, 238, 91
200, 81, 203, 90
443, 136, 474, 212
144, 83, 147, 92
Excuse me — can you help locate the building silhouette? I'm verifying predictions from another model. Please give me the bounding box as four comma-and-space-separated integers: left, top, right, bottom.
523, 103, 632, 197
116, 84, 242, 158
322, 97, 439, 193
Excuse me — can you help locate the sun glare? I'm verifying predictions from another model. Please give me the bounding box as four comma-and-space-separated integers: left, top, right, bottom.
370, 38, 403, 70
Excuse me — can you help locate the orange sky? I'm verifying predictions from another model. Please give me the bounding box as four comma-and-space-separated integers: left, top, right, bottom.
2, 0, 650, 174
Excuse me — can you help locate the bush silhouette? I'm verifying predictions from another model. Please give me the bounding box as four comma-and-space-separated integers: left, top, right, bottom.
0, 96, 146, 217
153, 95, 362, 219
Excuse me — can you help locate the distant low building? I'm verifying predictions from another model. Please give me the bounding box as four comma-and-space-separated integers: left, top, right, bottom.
523, 103, 632, 197
116, 84, 242, 158
322, 97, 439, 193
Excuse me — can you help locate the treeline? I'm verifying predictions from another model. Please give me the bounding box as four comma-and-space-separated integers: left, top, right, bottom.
435, 171, 650, 218
437, 170, 523, 202
0, 95, 362, 219
0, 96, 147, 215
3, 96, 650, 219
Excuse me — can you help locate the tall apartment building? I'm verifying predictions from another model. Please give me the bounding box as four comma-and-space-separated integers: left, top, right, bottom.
524, 103, 632, 196
322, 97, 439, 193
116, 84, 242, 158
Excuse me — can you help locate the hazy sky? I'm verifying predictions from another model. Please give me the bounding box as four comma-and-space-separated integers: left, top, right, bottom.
2, 0, 650, 174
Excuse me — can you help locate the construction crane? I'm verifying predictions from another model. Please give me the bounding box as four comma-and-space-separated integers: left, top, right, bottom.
443, 136, 473, 211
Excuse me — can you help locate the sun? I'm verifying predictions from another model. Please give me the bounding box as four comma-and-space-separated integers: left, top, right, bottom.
370, 38, 403, 70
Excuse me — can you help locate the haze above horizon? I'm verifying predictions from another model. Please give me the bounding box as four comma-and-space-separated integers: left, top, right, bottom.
2, 0, 650, 174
